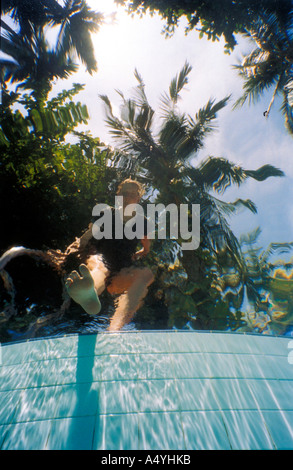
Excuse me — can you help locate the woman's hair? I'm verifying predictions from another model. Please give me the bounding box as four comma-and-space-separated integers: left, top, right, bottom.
116, 178, 145, 197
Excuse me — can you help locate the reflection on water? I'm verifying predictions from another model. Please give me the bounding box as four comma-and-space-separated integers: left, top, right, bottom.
240, 264, 293, 336
0, 241, 293, 342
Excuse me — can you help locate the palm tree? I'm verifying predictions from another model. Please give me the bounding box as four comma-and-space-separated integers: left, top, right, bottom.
1, 0, 58, 38
99, 63, 284, 284
1, 21, 78, 101
233, 9, 293, 134
239, 227, 293, 334
52, 0, 103, 75
0, 0, 103, 96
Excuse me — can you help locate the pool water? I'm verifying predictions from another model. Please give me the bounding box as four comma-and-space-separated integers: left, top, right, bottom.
1, 330, 293, 450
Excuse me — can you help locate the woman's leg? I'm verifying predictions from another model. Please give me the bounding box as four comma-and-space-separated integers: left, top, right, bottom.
107, 266, 154, 330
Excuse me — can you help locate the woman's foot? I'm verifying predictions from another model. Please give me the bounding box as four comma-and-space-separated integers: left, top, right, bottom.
65, 264, 101, 315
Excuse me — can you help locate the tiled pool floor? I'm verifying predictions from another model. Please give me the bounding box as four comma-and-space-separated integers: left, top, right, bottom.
0, 331, 292, 450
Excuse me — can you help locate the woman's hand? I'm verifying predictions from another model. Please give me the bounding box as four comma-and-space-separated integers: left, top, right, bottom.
132, 248, 147, 261
131, 236, 151, 261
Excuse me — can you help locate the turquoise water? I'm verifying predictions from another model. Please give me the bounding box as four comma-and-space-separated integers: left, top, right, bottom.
1, 331, 293, 450
1, 254, 293, 450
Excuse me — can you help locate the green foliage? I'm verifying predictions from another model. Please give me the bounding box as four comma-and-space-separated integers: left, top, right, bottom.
98, 63, 285, 331
1, 0, 103, 100
0, 85, 113, 251
100, 63, 283, 257
238, 228, 293, 334
117, 0, 293, 52
233, 8, 293, 135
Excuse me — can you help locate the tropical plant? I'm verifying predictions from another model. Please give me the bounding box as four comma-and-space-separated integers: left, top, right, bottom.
98, 62, 284, 329
0, 22, 79, 102
239, 227, 293, 334
100, 62, 283, 265
233, 9, 293, 134
0, 85, 114, 251
116, 0, 293, 53
52, 0, 103, 75
1, 0, 103, 98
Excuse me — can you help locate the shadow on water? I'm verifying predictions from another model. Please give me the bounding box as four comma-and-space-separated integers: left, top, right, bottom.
61, 334, 100, 450
0, 334, 101, 450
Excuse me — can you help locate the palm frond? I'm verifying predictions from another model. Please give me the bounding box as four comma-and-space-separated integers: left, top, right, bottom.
159, 61, 192, 116
191, 95, 230, 138
169, 61, 192, 102
133, 68, 149, 107
240, 227, 262, 246
233, 9, 293, 133
198, 157, 246, 193
259, 241, 293, 265
99, 94, 114, 116
281, 81, 293, 135
244, 164, 285, 180
199, 195, 243, 264
211, 196, 258, 216
54, 0, 103, 74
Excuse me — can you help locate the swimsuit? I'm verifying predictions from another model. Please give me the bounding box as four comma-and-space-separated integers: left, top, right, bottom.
89, 207, 149, 275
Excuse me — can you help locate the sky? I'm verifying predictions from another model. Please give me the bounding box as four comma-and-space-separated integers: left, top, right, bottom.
50, 0, 293, 254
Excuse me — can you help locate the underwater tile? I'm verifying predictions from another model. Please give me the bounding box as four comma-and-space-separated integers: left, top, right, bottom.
99, 380, 139, 415
180, 410, 231, 450
261, 410, 293, 449
74, 333, 97, 358
138, 352, 174, 379
94, 332, 129, 356
46, 416, 95, 450
118, 332, 149, 355
233, 353, 266, 379
172, 352, 212, 379
24, 355, 101, 388
11, 386, 62, 423
176, 378, 221, 412
1, 336, 79, 366
27, 335, 80, 362
133, 331, 171, 354
95, 331, 148, 356
205, 352, 262, 379
251, 354, 293, 380
138, 411, 185, 450
212, 378, 259, 411
191, 333, 235, 354
0, 389, 24, 425
1, 419, 52, 450
93, 412, 139, 450
49, 382, 100, 419
1, 332, 292, 451
0, 362, 31, 391
248, 335, 290, 357
247, 378, 293, 411
0, 425, 7, 448
221, 410, 275, 450
24, 358, 76, 388
168, 332, 207, 353
100, 353, 139, 381
137, 379, 180, 413
1, 341, 31, 367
